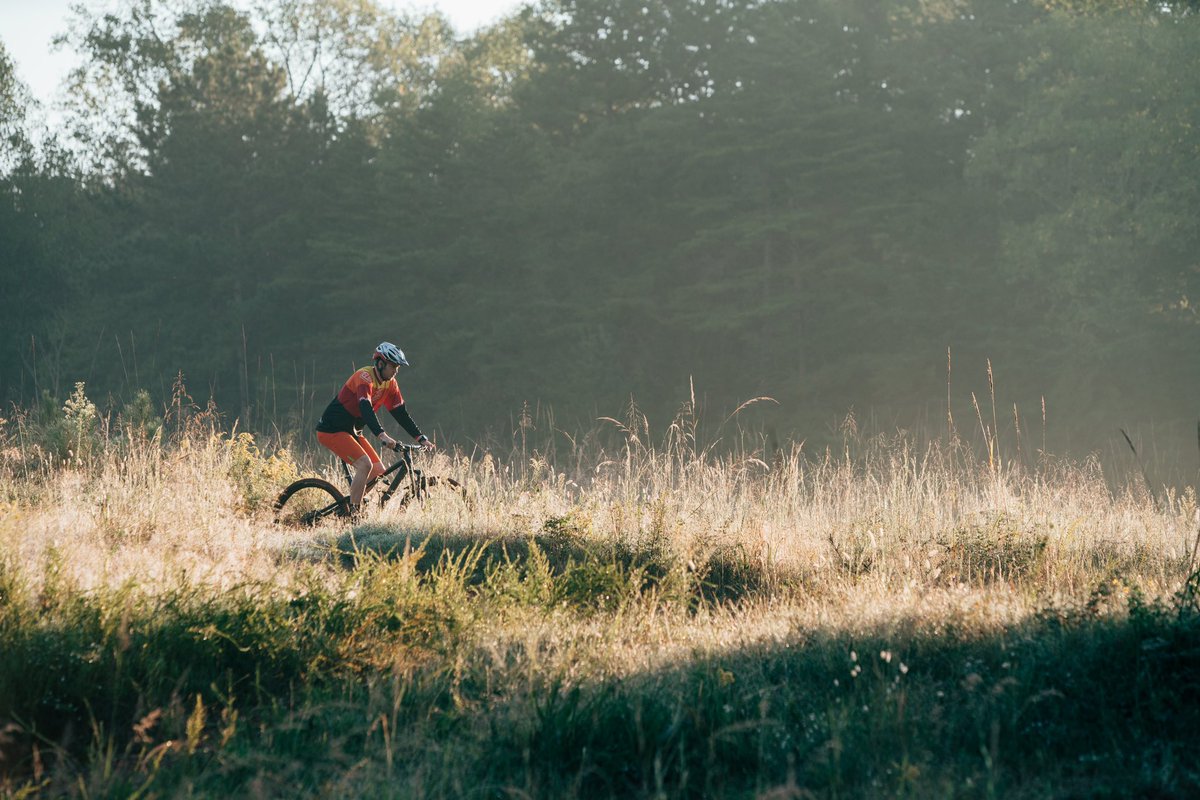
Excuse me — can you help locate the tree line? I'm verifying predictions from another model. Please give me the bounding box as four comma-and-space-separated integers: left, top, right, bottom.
2, 0, 1197, 458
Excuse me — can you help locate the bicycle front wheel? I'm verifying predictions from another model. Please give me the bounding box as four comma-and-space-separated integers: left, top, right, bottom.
275, 478, 349, 526
390, 473, 466, 509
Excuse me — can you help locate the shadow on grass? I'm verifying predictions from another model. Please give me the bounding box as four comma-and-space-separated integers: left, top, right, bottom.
2, 565, 1199, 798
326, 523, 788, 607
475, 592, 1200, 798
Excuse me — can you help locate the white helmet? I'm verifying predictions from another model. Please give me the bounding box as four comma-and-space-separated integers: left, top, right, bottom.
374, 341, 409, 366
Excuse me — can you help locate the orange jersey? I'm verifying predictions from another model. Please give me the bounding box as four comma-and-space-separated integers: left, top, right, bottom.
337, 368, 403, 415
316, 368, 404, 434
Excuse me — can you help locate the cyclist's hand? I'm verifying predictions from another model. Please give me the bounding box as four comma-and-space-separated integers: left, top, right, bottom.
417, 435, 436, 453
379, 433, 398, 451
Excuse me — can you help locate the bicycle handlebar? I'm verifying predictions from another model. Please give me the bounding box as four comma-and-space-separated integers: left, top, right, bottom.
389, 441, 425, 452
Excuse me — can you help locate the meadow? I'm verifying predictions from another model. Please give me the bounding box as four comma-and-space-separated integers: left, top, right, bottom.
1, 385, 1198, 798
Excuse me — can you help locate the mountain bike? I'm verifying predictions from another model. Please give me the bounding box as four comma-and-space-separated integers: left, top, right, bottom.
274, 442, 464, 526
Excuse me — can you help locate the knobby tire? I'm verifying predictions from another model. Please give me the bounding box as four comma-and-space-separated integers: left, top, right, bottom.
384, 473, 466, 509
274, 477, 349, 526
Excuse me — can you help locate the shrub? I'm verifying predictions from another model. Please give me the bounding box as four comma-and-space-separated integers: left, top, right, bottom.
117, 389, 162, 441
223, 432, 299, 512
555, 558, 637, 612
18, 383, 104, 468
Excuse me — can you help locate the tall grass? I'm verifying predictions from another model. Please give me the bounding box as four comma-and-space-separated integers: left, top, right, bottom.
0, 386, 1197, 798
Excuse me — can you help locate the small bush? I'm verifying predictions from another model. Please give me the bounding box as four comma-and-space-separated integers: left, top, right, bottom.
17, 383, 103, 468
223, 432, 299, 512
117, 389, 162, 441
555, 559, 638, 612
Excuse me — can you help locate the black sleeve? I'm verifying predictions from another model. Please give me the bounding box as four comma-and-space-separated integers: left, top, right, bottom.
357, 398, 385, 437
388, 403, 424, 441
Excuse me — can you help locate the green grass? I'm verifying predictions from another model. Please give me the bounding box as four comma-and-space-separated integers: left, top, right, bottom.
1, 392, 1198, 797
1, 551, 1197, 798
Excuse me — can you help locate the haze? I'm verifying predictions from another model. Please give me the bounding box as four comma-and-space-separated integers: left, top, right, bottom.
2, 0, 1197, 477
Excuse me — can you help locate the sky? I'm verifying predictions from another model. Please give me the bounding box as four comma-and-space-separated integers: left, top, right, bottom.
0, 0, 525, 111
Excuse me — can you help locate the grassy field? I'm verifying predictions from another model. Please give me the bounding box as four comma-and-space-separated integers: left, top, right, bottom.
1, 389, 1198, 798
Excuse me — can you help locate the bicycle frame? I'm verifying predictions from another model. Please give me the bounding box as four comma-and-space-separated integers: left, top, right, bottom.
340, 442, 424, 506
275, 441, 454, 526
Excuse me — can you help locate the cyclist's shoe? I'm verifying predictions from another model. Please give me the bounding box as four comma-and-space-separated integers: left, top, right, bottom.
346, 502, 366, 524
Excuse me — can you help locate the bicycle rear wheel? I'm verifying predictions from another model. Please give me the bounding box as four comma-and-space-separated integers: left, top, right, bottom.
275, 477, 349, 526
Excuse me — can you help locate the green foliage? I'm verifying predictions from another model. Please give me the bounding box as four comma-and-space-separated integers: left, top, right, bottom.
941, 515, 1050, 585
223, 432, 299, 512
10, 383, 104, 468
2, 551, 1198, 797
966, 7, 1200, 427
6, 391, 1200, 795
3, 0, 1200, 464
506, 537, 557, 607
0, 41, 32, 171
554, 559, 639, 612
117, 388, 163, 441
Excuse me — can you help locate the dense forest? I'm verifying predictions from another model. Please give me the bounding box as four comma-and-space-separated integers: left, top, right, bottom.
1, 0, 1198, 461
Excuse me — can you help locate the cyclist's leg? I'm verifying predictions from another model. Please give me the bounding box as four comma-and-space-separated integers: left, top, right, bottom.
317, 431, 367, 466
317, 432, 380, 510
349, 434, 385, 506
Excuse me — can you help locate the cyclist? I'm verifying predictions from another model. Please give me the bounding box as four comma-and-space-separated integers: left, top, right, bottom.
316, 342, 435, 516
